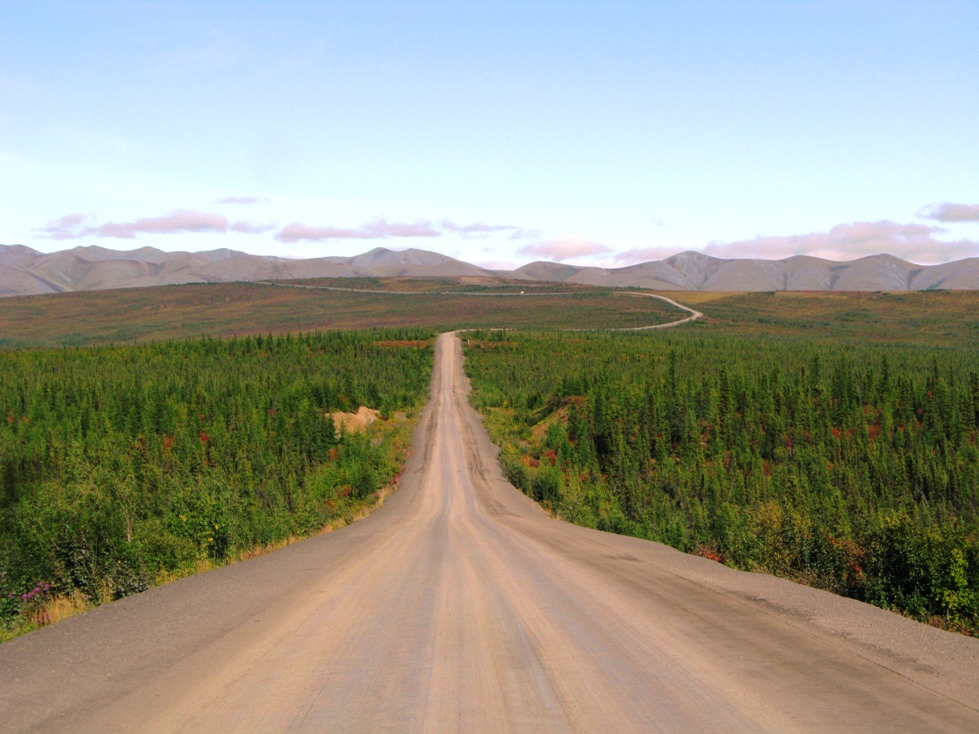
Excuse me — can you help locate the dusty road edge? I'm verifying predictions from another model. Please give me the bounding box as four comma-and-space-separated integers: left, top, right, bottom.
453, 330, 979, 710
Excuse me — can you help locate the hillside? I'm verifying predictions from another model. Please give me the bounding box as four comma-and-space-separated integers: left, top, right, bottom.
0, 245, 492, 298
514, 251, 979, 291
1, 244, 977, 296
0, 280, 683, 349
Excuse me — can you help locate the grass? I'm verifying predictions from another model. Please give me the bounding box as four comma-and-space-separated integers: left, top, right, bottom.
0, 279, 684, 349
270, 276, 593, 293
4, 280, 978, 351
680, 290, 979, 347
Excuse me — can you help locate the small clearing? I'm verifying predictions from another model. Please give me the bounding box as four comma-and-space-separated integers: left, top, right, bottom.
332, 406, 381, 436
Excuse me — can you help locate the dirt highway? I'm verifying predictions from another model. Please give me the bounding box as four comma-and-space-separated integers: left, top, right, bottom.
2, 332, 978, 732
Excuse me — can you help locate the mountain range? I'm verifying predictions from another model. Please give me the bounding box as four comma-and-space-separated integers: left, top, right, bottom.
1, 244, 977, 298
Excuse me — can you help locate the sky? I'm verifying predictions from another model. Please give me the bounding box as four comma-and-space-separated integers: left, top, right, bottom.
2, 1, 978, 269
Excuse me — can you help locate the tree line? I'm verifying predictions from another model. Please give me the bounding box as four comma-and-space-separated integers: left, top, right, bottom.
0, 330, 433, 632
464, 330, 979, 634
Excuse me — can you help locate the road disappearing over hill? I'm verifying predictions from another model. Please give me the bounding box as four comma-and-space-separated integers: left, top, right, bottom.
2, 331, 978, 732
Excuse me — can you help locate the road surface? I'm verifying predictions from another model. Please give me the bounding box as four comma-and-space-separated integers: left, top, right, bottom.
1, 332, 977, 732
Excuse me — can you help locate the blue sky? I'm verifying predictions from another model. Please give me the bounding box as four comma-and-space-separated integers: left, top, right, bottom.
2, 1, 978, 267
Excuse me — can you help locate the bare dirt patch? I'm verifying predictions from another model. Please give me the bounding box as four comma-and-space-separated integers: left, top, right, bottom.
332, 406, 381, 436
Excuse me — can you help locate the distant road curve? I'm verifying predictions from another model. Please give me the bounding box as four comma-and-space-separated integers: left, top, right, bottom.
261, 280, 704, 330
596, 291, 703, 330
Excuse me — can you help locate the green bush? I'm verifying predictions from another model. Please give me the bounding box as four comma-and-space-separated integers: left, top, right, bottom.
0, 330, 433, 627
465, 330, 979, 633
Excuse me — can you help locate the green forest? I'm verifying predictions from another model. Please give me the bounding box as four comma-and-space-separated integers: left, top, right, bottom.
0, 331, 433, 638
464, 330, 979, 634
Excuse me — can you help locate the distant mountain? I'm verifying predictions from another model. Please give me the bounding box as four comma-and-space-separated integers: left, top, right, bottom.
0, 245, 494, 297
0, 244, 976, 297
509, 251, 979, 292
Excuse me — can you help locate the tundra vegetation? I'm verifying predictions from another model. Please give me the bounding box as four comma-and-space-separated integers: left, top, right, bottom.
5, 283, 979, 641
0, 279, 680, 349
464, 329, 979, 635
0, 330, 433, 640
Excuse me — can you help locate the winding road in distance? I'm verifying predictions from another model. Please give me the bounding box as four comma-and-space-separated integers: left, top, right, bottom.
3, 326, 979, 731
262, 280, 705, 331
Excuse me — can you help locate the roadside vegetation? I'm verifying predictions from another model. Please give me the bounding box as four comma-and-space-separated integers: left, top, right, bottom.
464, 328, 979, 635
0, 330, 433, 641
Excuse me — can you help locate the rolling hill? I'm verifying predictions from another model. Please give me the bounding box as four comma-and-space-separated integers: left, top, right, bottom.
516, 251, 979, 291
1, 244, 977, 297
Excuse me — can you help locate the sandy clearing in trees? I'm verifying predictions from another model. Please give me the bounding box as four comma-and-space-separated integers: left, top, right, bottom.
330, 406, 380, 436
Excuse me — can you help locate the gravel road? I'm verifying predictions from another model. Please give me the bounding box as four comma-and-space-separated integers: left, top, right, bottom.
1, 332, 977, 732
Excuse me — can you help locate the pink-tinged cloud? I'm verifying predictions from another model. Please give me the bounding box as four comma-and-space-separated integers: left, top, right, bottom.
39, 213, 90, 239
229, 221, 274, 234
695, 221, 977, 265
439, 219, 534, 239
365, 218, 441, 238
276, 223, 371, 243
612, 222, 979, 266
40, 210, 530, 245
276, 217, 444, 243
39, 210, 268, 240
96, 211, 229, 239
517, 238, 613, 262
918, 202, 979, 223
213, 196, 265, 205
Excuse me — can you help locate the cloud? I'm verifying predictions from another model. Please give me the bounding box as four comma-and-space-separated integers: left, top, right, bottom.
694, 221, 977, 265
439, 219, 535, 239
517, 237, 613, 262
368, 218, 441, 238
39, 210, 531, 247
611, 221, 979, 267
39, 210, 270, 240
39, 213, 88, 239
276, 217, 440, 243
276, 223, 371, 243
918, 202, 979, 223
229, 221, 275, 234
213, 196, 266, 205
96, 211, 230, 239
274, 217, 526, 244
